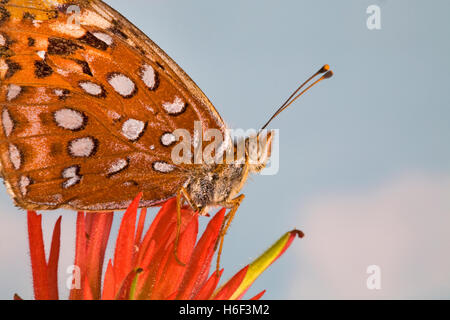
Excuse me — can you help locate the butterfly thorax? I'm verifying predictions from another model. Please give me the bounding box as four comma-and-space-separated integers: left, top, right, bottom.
185, 162, 248, 213
185, 131, 273, 214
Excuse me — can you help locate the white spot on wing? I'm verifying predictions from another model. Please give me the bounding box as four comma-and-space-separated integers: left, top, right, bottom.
68, 137, 96, 157
108, 73, 136, 97
32, 20, 42, 28
54, 89, 64, 97
79, 10, 112, 29
79, 81, 103, 96
145, 105, 156, 114
0, 34, 6, 46
37, 51, 46, 60
107, 110, 121, 121
108, 158, 128, 175
91, 3, 114, 20
140, 64, 157, 90
54, 108, 85, 131
62, 166, 81, 189
56, 68, 70, 77
122, 181, 136, 187
162, 96, 186, 115
7, 84, 22, 101
153, 161, 175, 173
9, 143, 21, 170
161, 132, 176, 146
49, 21, 86, 37
92, 32, 113, 46
121, 119, 145, 141
34, 87, 51, 103
2, 108, 14, 137
19, 176, 31, 196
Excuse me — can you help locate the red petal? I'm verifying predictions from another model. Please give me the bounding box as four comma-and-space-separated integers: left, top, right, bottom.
85, 212, 113, 299
135, 222, 178, 299
82, 276, 93, 300
142, 199, 177, 241
176, 208, 226, 300
27, 211, 50, 300
164, 291, 178, 300
213, 266, 249, 300
139, 240, 156, 272
113, 192, 141, 286
13, 294, 23, 300
116, 268, 143, 300
149, 218, 198, 299
101, 260, 116, 300
134, 208, 147, 248
69, 212, 86, 300
47, 216, 61, 300
193, 269, 223, 300
85, 212, 94, 238
133, 199, 196, 298
250, 290, 266, 300
136, 205, 165, 266
138, 199, 195, 262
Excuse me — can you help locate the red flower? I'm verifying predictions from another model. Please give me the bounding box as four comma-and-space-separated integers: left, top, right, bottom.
19, 193, 303, 300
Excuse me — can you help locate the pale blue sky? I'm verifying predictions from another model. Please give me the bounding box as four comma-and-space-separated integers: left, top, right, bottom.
1, 0, 449, 299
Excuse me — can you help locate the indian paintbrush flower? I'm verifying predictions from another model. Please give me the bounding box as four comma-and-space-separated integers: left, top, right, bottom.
19, 193, 302, 300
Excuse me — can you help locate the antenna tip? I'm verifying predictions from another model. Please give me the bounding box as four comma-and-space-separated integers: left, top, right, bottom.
319, 64, 330, 73
323, 70, 333, 79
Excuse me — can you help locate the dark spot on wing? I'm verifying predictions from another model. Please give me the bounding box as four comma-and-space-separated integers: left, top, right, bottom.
39, 112, 53, 125
50, 143, 63, 156
78, 32, 108, 51
74, 59, 93, 76
34, 60, 53, 78
55, 88, 70, 100
28, 37, 35, 47
46, 10, 58, 20
56, 3, 71, 13
22, 12, 35, 21
5, 59, 21, 79
0, 46, 13, 58
48, 37, 83, 55
156, 61, 165, 70
135, 45, 146, 56
110, 21, 128, 40
0, 6, 10, 26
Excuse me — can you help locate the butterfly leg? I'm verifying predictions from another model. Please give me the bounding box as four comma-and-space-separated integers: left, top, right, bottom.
215, 194, 245, 274
175, 187, 199, 266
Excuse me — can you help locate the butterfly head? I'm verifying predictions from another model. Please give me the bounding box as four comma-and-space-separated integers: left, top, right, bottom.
245, 130, 274, 173
180, 65, 333, 214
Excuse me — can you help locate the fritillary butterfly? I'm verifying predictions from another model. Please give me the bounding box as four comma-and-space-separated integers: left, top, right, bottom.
0, 0, 332, 224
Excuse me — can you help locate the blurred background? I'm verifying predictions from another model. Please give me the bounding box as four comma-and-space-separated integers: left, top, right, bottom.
1, 0, 450, 299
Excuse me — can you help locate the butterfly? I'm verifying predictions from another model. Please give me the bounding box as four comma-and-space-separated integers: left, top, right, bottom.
0, 0, 332, 263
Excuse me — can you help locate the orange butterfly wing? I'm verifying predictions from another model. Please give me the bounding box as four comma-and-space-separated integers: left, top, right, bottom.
0, 0, 227, 210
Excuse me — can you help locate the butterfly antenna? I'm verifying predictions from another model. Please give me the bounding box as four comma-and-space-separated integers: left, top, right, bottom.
260, 64, 333, 130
